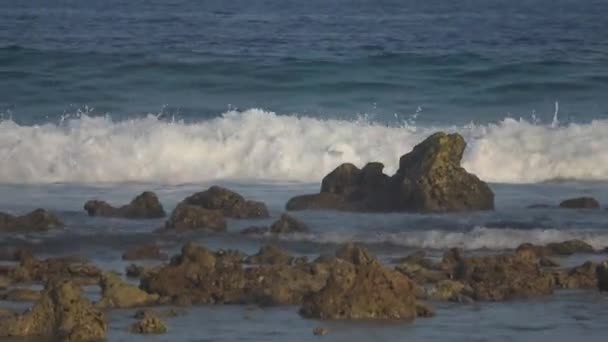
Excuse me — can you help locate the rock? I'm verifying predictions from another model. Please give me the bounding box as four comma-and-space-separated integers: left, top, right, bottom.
516, 240, 594, 257
140, 243, 247, 304
539, 257, 560, 267
269, 214, 309, 234
245, 245, 294, 265
428, 280, 467, 301
299, 254, 419, 320
130, 315, 167, 334
163, 204, 226, 232
449, 252, 554, 301
122, 244, 168, 261
0, 276, 11, 290
335, 243, 377, 265
396, 262, 445, 284
9, 255, 102, 285
286, 132, 494, 213
97, 273, 159, 308
125, 264, 157, 279
559, 197, 600, 209
1, 288, 41, 302
84, 191, 166, 219
553, 261, 598, 289
597, 262, 608, 292
180, 186, 269, 219
415, 302, 435, 318
0, 309, 14, 319
313, 327, 328, 336
0, 278, 107, 341
0, 209, 63, 232
133, 308, 185, 320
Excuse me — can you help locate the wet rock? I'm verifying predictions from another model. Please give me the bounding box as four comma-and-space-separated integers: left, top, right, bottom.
559, 197, 600, 209
130, 314, 167, 334
0, 209, 63, 232
516, 240, 594, 257
269, 213, 309, 234
597, 262, 608, 292
125, 264, 145, 278
415, 302, 435, 318
313, 327, 328, 336
396, 262, 445, 284
427, 279, 467, 301
163, 204, 226, 232
539, 257, 560, 267
245, 245, 295, 265
553, 261, 598, 289
97, 273, 159, 309
0, 278, 107, 341
180, 186, 269, 219
140, 243, 247, 304
286, 132, 494, 213
84, 191, 166, 219
335, 243, 377, 265
122, 244, 168, 261
9, 254, 102, 285
299, 255, 419, 320
0, 288, 41, 302
448, 252, 554, 301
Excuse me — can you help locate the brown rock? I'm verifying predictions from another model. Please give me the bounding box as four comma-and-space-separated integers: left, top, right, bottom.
428, 279, 467, 301
516, 240, 594, 257
245, 245, 294, 265
553, 261, 598, 289
286, 132, 494, 213
559, 197, 600, 209
415, 302, 436, 318
130, 315, 167, 334
84, 191, 166, 219
180, 186, 269, 218
9, 254, 102, 285
335, 243, 377, 265
0, 279, 107, 341
269, 213, 309, 234
163, 204, 226, 232
0, 209, 63, 232
122, 244, 168, 261
396, 262, 445, 284
97, 273, 159, 308
539, 257, 560, 267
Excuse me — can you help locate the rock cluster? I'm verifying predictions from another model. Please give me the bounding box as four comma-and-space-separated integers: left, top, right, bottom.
286, 132, 494, 213
0, 209, 63, 232
84, 191, 166, 219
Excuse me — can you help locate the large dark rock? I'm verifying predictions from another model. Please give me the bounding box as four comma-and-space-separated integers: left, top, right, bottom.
0, 209, 63, 232
163, 204, 226, 232
598, 262, 608, 292
84, 191, 166, 219
180, 186, 269, 219
286, 132, 494, 213
0, 279, 107, 341
559, 197, 600, 209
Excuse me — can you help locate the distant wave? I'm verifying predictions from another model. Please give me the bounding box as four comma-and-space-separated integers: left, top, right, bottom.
0, 109, 608, 184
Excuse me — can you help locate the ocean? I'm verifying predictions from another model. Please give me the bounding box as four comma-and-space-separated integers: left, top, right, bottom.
1, 0, 608, 341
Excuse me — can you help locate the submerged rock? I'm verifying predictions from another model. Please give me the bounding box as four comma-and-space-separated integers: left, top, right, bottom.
180, 186, 269, 219
84, 191, 166, 219
559, 197, 600, 209
130, 314, 167, 334
286, 132, 494, 213
97, 273, 159, 309
269, 213, 309, 234
0, 209, 63, 233
0, 279, 107, 341
163, 204, 226, 232
122, 244, 168, 261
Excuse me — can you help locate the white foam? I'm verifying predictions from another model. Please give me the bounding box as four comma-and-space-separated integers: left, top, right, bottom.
1, 109, 608, 184
278, 227, 608, 250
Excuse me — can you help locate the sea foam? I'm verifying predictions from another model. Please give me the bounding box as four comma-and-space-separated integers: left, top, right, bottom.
1, 109, 607, 184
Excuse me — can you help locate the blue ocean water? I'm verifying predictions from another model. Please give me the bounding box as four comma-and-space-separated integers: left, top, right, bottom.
2, 0, 608, 341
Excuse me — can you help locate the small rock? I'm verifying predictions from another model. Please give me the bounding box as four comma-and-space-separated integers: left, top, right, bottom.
415, 302, 436, 317
122, 244, 169, 261
84, 191, 166, 219
269, 213, 309, 234
97, 272, 159, 308
313, 327, 328, 336
163, 204, 226, 232
559, 197, 600, 209
130, 315, 167, 334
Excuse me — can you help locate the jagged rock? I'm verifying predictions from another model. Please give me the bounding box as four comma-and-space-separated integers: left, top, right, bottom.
0, 279, 107, 341
445, 251, 554, 301
122, 244, 168, 261
163, 204, 226, 232
84, 191, 166, 219
396, 262, 445, 284
559, 197, 600, 209
97, 273, 159, 309
286, 132, 494, 213
130, 315, 167, 334
0, 209, 63, 232
270, 214, 309, 234
427, 280, 467, 301
1, 288, 41, 302
597, 262, 608, 292
553, 261, 598, 289
245, 245, 295, 265
180, 186, 269, 219
300, 244, 419, 320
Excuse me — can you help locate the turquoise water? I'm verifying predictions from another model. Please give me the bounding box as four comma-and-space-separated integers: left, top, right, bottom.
2, 0, 608, 341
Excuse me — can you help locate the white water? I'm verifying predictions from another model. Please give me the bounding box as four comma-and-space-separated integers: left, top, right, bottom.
1, 109, 607, 184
